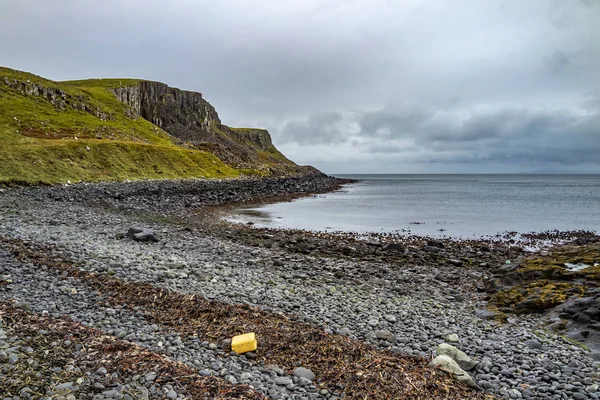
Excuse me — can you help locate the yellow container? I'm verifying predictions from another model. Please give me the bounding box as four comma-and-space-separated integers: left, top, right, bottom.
231, 332, 257, 354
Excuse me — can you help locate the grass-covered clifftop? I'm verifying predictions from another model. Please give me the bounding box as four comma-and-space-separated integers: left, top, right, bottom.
0, 67, 301, 185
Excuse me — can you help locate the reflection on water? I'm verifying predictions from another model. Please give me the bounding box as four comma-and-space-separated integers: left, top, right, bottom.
238, 208, 273, 220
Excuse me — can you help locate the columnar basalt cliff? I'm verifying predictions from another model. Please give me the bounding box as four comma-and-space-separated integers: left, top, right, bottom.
112, 82, 293, 170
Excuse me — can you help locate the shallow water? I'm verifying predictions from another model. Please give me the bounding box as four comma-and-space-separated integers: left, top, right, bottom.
564, 263, 592, 272
228, 174, 600, 238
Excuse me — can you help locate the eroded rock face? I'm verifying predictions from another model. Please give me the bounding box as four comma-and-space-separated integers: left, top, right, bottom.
4, 78, 109, 120
113, 82, 218, 135
112, 82, 289, 169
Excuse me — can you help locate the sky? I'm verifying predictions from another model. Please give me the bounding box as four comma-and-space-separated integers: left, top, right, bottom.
1, 0, 599, 173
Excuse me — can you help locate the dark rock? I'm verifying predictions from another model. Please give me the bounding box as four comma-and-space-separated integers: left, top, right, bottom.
524, 339, 543, 350
562, 297, 596, 315
584, 307, 600, 319
427, 240, 445, 248
126, 227, 158, 242
574, 313, 592, 324
382, 243, 405, 253
423, 246, 441, 254
293, 367, 315, 381
475, 309, 500, 320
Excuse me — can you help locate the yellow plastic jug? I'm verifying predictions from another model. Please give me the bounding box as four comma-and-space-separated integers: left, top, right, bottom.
231, 332, 257, 354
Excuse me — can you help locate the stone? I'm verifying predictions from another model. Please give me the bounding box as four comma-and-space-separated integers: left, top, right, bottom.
250, 381, 262, 389
475, 309, 499, 320
126, 227, 158, 242
14, 301, 31, 311
573, 394, 589, 400
55, 382, 74, 390
339, 327, 352, 335
334, 271, 346, 279
445, 333, 460, 343
423, 245, 441, 253
144, 372, 157, 382
585, 307, 600, 318
274, 377, 293, 386
448, 259, 463, 266
8, 353, 18, 364
166, 390, 177, 399
430, 355, 476, 387
436, 343, 478, 371
427, 240, 445, 248
524, 339, 543, 350
293, 367, 315, 381
384, 314, 397, 323
375, 330, 397, 343
382, 243, 405, 253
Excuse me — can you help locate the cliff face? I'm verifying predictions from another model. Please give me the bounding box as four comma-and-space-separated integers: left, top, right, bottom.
113, 82, 291, 169
4, 77, 110, 120
0, 65, 317, 184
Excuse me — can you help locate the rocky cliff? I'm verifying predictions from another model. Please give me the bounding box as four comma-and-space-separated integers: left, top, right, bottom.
0, 66, 317, 185
112, 82, 292, 169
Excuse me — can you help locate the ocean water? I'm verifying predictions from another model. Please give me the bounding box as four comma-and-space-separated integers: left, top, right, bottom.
229, 174, 600, 238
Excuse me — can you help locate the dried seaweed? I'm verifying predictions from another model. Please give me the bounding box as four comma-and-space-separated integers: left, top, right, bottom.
0, 304, 265, 399
3, 237, 495, 400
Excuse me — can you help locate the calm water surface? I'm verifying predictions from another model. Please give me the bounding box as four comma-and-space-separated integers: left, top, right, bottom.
229, 175, 600, 238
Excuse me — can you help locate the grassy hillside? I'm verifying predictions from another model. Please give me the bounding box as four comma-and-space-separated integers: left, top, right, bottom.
0, 67, 241, 184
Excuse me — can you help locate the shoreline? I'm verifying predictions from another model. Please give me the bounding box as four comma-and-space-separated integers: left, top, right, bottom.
0, 175, 599, 399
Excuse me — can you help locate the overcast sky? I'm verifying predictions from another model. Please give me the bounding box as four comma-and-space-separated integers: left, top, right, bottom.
1, 0, 599, 173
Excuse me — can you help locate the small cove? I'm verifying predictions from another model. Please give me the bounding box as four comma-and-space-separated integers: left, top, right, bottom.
227, 174, 600, 238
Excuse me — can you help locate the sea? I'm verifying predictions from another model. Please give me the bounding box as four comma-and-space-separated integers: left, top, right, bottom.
228, 174, 600, 239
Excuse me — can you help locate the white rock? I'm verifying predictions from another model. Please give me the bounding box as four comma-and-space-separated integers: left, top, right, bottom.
436, 343, 478, 371
430, 355, 476, 387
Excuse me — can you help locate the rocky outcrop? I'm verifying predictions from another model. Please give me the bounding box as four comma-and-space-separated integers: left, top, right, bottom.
482, 241, 600, 351
112, 82, 292, 169
4, 78, 109, 120
113, 82, 218, 136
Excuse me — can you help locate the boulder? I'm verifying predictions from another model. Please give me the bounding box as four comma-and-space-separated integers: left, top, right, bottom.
436, 343, 478, 371
126, 227, 158, 242
524, 339, 543, 350
375, 330, 397, 343
382, 243, 405, 253
430, 355, 476, 387
293, 367, 315, 381
445, 333, 460, 343
475, 309, 500, 320
427, 239, 445, 248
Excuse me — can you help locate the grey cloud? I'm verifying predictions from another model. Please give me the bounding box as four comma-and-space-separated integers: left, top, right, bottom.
278, 104, 600, 171
279, 111, 357, 145
1, 0, 599, 172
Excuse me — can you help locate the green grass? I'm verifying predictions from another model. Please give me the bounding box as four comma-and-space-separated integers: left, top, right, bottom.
61, 78, 142, 89
0, 67, 173, 146
0, 139, 238, 185
224, 125, 293, 164
0, 66, 300, 185
0, 67, 239, 185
